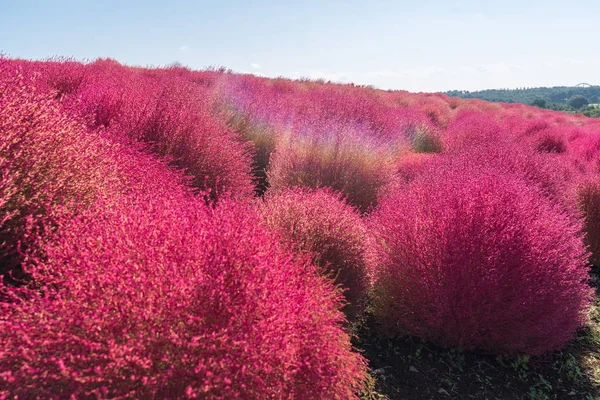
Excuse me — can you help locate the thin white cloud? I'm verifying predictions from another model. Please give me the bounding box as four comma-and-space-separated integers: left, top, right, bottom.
179, 46, 189, 51
250, 63, 262, 69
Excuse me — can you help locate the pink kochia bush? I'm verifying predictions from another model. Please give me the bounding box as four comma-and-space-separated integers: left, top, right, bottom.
260, 187, 370, 319
443, 111, 506, 151
15, 59, 256, 202
0, 67, 192, 285
576, 179, 600, 266
444, 141, 574, 211
267, 126, 397, 212
368, 164, 592, 355
112, 76, 255, 201
535, 127, 567, 154
0, 69, 99, 278
0, 194, 367, 398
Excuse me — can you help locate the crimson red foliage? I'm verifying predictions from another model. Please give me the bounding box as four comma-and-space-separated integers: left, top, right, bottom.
0, 67, 189, 285
4, 55, 600, 391
260, 187, 370, 319
577, 179, 600, 266
0, 194, 368, 398
369, 162, 592, 355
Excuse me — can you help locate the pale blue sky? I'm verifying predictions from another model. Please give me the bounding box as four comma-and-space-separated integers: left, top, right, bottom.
1, 0, 599, 92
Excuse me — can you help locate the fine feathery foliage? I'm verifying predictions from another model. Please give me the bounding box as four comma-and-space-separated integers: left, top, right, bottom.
443, 110, 506, 151
267, 127, 396, 213
259, 187, 370, 319
368, 162, 592, 355
113, 77, 256, 202
5, 56, 600, 397
0, 67, 191, 286
577, 179, 600, 266
26, 61, 256, 203
443, 141, 574, 211
535, 128, 568, 154
0, 195, 368, 398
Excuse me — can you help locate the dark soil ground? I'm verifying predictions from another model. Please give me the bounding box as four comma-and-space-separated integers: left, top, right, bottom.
355, 270, 600, 400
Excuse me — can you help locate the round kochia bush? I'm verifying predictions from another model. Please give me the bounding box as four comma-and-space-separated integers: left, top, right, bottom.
267, 126, 396, 213
576, 179, 600, 266
112, 75, 256, 202
260, 187, 370, 319
0, 67, 198, 289
368, 165, 592, 355
0, 195, 367, 399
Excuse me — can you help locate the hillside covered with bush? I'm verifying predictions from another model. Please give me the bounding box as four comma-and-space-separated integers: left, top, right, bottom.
2, 57, 600, 399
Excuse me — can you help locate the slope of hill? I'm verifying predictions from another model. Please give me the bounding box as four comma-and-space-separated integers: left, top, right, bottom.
1, 57, 600, 399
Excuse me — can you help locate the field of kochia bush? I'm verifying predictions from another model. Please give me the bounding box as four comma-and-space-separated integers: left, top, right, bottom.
0, 56, 599, 398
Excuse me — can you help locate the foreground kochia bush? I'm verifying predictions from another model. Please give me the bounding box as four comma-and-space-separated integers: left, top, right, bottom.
0, 195, 367, 399
369, 165, 592, 355
260, 188, 370, 319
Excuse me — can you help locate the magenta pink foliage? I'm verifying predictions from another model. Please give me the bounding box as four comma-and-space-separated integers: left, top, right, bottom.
14, 59, 256, 202
395, 153, 438, 183
267, 126, 397, 212
368, 162, 592, 355
35, 58, 88, 98
534, 127, 568, 154
116, 75, 254, 201
260, 187, 371, 319
5, 54, 600, 395
0, 66, 190, 285
0, 192, 367, 398
576, 179, 600, 266
0, 59, 369, 398
443, 110, 507, 151
443, 140, 575, 212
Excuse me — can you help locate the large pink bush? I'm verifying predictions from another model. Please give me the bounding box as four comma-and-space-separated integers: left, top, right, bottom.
443, 142, 574, 211
395, 153, 438, 183
13, 59, 256, 202
0, 194, 368, 398
534, 127, 568, 154
0, 67, 188, 285
109, 75, 255, 201
368, 163, 592, 355
260, 187, 370, 319
36, 58, 88, 99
